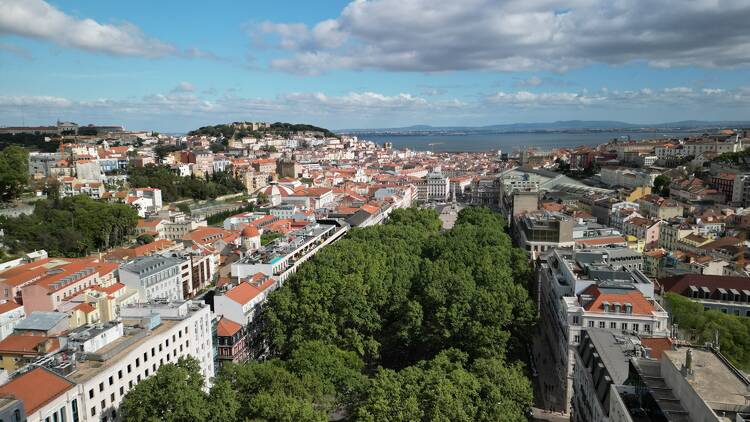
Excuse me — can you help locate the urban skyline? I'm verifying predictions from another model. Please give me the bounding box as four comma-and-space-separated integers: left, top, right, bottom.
2, 0, 750, 131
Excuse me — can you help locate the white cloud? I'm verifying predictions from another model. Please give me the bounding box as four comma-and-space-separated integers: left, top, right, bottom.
172, 82, 195, 93
486, 91, 605, 107
2, 85, 748, 131
257, 0, 750, 74
0, 95, 72, 107
0, 0, 217, 59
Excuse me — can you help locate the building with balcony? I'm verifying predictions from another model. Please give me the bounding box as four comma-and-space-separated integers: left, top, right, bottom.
535, 247, 657, 414
231, 223, 347, 283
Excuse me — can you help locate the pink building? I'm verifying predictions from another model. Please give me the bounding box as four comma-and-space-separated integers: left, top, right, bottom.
0, 258, 119, 314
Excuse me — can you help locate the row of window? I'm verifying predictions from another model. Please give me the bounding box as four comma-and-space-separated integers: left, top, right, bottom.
581, 320, 652, 333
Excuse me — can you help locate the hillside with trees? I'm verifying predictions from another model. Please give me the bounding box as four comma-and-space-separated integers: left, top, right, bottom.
127, 165, 245, 202
120, 207, 536, 421
0, 145, 29, 202
0, 133, 61, 153
0, 195, 139, 257
188, 121, 337, 139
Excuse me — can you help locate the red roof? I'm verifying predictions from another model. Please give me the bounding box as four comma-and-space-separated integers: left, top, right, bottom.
224, 276, 276, 305
0, 367, 74, 414
0, 334, 60, 355
216, 317, 242, 337
575, 236, 627, 246
0, 300, 22, 314
580, 284, 656, 315
659, 274, 750, 297
73, 302, 96, 314
241, 225, 260, 238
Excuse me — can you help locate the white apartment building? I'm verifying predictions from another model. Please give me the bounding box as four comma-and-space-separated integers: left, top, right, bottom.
0, 301, 214, 422
0, 301, 25, 341
426, 171, 449, 202
214, 273, 277, 326
536, 247, 657, 415
600, 167, 658, 190
118, 256, 184, 301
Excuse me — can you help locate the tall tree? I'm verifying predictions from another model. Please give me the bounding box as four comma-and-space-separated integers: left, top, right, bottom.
119, 357, 209, 422
0, 145, 29, 201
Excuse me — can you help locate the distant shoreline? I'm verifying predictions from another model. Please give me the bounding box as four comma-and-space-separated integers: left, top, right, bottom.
355, 129, 701, 153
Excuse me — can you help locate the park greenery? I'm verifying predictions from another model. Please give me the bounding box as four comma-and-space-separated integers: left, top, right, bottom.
206, 203, 255, 226
666, 293, 750, 370
127, 165, 245, 202
120, 207, 536, 421
0, 195, 139, 257
0, 133, 60, 153
260, 231, 282, 246
0, 145, 29, 202
714, 148, 750, 168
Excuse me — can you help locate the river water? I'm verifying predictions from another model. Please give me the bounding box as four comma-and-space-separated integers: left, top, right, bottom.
360, 131, 698, 152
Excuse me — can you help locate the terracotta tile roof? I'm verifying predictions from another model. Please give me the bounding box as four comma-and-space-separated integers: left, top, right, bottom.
659, 274, 750, 297
0, 258, 113, 293
580, 285, 655, 315
0, 300, 22, 314
136, 219, 164, 228
575, 236, 627, 246
216, 317, 243, 337
72, 302, 96, 314
132, 240, 176, 256
183, 227, 239, 245
224, 276, 276, 305
0, 367, 74, 414
0, 334, 60, 355
91, 282, 126, 296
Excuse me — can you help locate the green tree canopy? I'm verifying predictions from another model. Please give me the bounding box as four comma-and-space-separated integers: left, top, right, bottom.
0, 145, 29, 201
666, 293, 750, 370
128, 165, 244, 202
0, 195, 138, 257
120, 207, 534, 421
119, 357, 210, 422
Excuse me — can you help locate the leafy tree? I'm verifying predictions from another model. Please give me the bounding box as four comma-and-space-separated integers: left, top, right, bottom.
217, 361, 327, 422
207, 378, 240, 422
0, 195, 138, 257
354, 350, 532, 422
666, 293, 750, 370
128, 165, 244, 202
653, 174, 671, 196
120, 357, 209, 422
261, 231, 282, 246
43, 178, 61, 205
0, 145, 29, 201
0, 133, 60, 152
136, 234, 155, 245
121, 207, 534, 421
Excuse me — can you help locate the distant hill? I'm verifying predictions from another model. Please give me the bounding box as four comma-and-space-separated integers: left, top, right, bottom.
189, 122, 337, 138
338, 120, 750, 134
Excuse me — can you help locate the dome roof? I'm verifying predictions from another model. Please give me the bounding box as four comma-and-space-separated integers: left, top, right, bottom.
241, 225, 260, 238
256, 183, 294, 197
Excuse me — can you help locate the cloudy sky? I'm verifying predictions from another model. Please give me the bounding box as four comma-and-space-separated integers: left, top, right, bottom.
1, 0, 750, 132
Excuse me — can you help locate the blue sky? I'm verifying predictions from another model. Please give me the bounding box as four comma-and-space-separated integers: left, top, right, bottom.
1, 0, 750, 132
